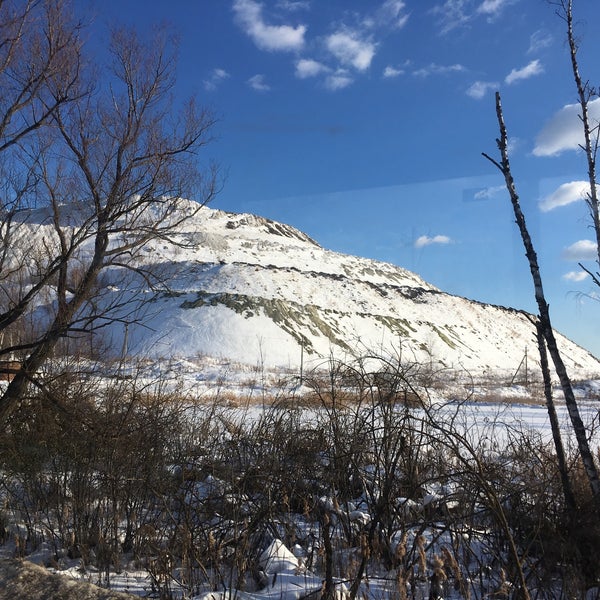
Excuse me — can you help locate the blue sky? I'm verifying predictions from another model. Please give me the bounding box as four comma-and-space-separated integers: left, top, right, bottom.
90, 0, 600, 358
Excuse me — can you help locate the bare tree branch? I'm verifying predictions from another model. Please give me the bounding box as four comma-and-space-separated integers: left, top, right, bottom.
484, 90, 600, 507
556, 0, 600, 279
0, 6, 219, 424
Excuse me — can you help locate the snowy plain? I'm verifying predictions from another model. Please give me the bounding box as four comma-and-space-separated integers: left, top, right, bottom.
3, 202, 600, 599
2, 365, 599, 599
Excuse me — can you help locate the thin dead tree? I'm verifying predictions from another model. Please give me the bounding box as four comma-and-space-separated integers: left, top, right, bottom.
534, 318, 577, 513
0, 9, 219, 424
553, 0, 600, 285
483, 91, 600, 504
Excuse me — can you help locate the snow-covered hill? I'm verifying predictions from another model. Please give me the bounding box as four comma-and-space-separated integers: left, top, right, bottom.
80, 200, 596, 379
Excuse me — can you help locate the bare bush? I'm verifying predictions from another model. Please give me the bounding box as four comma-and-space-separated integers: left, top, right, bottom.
1, 353, 599, 598
0, 359, 185, 583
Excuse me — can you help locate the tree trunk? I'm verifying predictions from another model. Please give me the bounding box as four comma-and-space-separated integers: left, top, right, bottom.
563, 0, 600, 275
320, 512, 335, 600
0, 245, 106, 424
483, 91, 600, 504
535, 320, 577, 513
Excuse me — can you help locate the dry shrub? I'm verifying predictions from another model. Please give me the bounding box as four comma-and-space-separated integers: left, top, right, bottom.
2, 351, 600, 599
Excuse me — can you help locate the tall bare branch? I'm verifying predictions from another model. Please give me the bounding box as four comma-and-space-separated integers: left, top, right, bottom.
483, 91, 600, 505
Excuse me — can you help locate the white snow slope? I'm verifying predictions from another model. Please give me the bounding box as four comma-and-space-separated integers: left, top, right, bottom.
20, 200, 600, 378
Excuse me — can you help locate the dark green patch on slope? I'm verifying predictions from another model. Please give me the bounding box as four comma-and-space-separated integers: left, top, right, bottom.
181, 292, 353, 354
371, 315, 417, 337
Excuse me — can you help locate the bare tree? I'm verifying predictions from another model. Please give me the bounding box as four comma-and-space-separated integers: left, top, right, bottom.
551, 0, 600, 285
0, 0, 82, 343
534, 319, 576, 513
0, 0, 82, 151
0, 3, 218, 424
483, 92, 600, 505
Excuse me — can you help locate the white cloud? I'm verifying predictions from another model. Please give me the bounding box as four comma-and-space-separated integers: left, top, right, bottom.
528, 29, 553, 54
539, 181, 590, 212
295, 58, 329, 79
203, 68, 230, 91
214, 68, 229, 79
563, 270, 589, 282
533, 98, 600, 157
476, 0, 512, 17
383, 65, 404, 78
360, 1, 410, 30
413, 63, 465, 78
562, 239, 597, 261
506, 136, 520, 155
473, 185, 505, 200
325, 70, 354, 90
233, 0, 306, 52
414, 234, 452, 249
504, 59, 543, 85
431, 0, 514, 33
430, 1, 471, 34
295, 3, 406, 86
247, 74, 270, 91
326, 30, 376, 72
377, 0, 410, 29
466, 80, 497, 100
276, 0, 310, 11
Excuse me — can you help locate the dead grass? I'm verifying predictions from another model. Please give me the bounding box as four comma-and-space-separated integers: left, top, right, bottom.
0, 559, 137, 599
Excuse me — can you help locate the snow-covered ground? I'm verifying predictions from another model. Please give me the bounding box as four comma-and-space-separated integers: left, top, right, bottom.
4, 201, 600, 598
2, 370, 599, 599
14, 201, 600, 378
